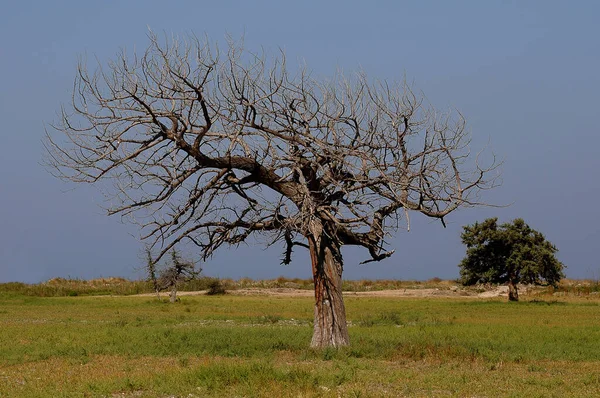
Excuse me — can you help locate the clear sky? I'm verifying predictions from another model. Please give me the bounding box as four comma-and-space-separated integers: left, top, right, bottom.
1, 1, 599, 283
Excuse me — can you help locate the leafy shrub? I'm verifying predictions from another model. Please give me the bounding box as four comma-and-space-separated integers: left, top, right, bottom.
206, 279, 226, 295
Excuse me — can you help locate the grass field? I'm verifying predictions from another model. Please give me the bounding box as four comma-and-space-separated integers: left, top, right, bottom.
1, 286, 600, 397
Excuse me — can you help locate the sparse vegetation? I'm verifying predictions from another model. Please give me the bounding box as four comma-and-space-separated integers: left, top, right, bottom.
0, 278, 149, 297
4, 277, 600, 298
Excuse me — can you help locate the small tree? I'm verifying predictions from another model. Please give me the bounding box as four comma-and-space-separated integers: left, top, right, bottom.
146, 249, 200, 302
458, 218, 565, 301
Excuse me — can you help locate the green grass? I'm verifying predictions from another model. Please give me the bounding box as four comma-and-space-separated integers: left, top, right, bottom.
1, 293, 600, 396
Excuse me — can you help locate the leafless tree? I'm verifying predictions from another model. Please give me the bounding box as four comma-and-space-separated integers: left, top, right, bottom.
45, 33, 500, 347
145, 248, 200, 302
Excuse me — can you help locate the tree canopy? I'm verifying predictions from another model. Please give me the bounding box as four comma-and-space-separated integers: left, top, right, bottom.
45, 32, 499, 346
459, 218, 564, 301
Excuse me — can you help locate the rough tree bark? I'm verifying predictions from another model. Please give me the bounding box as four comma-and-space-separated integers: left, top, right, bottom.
169, 285, 178, 303
508, 279, 519, 302
308, 222, 349, 347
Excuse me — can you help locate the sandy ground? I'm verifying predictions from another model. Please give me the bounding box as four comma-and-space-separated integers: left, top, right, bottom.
140, 286, 511, 299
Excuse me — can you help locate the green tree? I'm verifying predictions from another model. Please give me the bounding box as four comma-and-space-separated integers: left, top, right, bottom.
458, 218, 564, 301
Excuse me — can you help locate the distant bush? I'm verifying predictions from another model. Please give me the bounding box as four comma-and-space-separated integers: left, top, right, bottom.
206, 279, 226, 295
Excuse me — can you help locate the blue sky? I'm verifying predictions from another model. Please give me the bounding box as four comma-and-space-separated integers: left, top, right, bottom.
1, 1, 599, 283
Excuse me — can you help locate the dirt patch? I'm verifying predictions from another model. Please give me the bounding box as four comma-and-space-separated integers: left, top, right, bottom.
477, 285, 509, 298
136, 286, 511, 299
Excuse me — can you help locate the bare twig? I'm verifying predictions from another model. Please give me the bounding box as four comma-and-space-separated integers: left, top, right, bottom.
44, 31, 500, 266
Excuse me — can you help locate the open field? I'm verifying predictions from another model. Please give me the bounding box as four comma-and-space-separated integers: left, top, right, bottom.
2, 284, 600, 397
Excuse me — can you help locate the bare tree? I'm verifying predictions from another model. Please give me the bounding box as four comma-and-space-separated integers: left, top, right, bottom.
145, 248, 200, 302
45, 33, 500, 348
161, 249, 200, 303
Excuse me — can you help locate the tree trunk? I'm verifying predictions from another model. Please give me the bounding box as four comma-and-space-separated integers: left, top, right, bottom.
508, 280, 519, 302
308, 222, 350, 348
169, 285, 178, 303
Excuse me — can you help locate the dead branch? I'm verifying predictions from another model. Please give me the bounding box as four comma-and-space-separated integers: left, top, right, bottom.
45, 31, 500, 266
